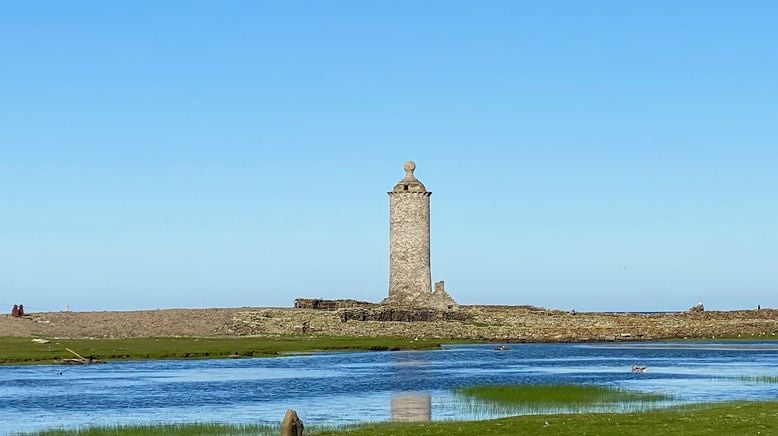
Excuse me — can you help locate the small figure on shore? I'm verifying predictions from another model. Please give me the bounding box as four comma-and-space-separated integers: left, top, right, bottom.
758, 305, 761, 311
18, 305, 25, 317
11, 305, 19, 317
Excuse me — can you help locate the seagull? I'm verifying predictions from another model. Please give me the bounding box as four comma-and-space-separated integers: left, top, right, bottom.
630, 364, 647, 373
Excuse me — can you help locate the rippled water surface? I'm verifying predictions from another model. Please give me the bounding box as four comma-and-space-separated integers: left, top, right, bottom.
2, 341, 778, 433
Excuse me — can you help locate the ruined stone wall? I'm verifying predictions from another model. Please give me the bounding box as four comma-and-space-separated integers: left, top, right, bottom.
387, 191, 432, 305
339, 307, 469, 322
293, 298, 374, 310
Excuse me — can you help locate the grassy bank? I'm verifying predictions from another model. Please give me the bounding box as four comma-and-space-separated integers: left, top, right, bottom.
318, 402, 778, 436
31, 402, 778, 435
0, 336, 452, 365
33, 423, 277, 436
453, 384, 668, 406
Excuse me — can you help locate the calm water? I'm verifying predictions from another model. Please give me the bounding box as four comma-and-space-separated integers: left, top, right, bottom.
2, 341, 778, 434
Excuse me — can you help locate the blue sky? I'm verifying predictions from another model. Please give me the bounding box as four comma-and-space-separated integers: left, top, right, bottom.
2, 1, 776, 312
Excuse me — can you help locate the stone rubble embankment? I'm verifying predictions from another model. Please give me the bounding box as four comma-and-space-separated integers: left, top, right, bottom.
2, 306, 776, 342
217, 306, 778, 342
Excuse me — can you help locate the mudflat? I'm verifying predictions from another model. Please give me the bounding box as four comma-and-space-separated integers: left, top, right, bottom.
2, 306, 777, 341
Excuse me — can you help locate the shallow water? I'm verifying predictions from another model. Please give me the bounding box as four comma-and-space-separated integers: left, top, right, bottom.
1, 341, 777, 433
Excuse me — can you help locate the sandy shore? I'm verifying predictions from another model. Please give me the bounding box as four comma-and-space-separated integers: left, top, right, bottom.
2, 305, 777, 342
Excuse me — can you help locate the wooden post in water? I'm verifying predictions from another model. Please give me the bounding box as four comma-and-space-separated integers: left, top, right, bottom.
280, 409, 304, 436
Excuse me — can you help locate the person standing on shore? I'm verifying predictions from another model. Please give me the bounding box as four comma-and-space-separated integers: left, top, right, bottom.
18, 305, 24, 317
11, 305, 18, 317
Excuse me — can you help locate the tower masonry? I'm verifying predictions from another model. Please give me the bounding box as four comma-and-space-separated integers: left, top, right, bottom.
384, 161, 456, 309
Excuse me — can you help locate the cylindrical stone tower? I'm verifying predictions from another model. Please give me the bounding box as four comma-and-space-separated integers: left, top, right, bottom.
386, 161, 433, 306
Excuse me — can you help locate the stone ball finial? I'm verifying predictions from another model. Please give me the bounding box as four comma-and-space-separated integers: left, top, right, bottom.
403, 161, 417, 180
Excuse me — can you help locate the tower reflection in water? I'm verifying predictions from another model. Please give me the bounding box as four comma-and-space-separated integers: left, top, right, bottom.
389, 351, 432, 422
390, 392, 432, 422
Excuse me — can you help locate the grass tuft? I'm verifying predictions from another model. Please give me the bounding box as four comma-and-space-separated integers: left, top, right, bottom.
738, 375, 778, 384
453, 384, 668, 406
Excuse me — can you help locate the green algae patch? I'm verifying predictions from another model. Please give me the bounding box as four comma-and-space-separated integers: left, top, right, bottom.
454, 384, 668, 407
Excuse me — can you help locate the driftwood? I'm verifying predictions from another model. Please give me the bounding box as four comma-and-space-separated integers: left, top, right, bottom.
59, 348, 103, 365
280, 409, 304, 436
66, 348, 86, 359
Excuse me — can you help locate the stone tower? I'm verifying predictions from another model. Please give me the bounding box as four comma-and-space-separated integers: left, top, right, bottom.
385, 161, 456, 308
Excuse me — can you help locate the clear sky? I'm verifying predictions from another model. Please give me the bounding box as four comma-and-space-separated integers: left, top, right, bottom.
2, 1, 776, 312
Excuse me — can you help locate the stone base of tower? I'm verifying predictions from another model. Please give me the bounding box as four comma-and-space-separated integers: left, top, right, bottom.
382, 281, 457, 310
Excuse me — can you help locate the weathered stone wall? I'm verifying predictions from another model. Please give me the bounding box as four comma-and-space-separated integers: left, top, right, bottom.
339, 307, 470, 322
293, 298, 374, 310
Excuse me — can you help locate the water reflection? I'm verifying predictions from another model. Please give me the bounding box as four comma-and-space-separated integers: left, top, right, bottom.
387, 350, 433, 422
390, 393, 431, 422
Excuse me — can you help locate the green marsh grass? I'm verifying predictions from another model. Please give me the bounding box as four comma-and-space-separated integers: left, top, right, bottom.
30, 423, 277, 436
314, 401, 778, 435
0, 336, 456, 365
453, 384, 668, 407
31, 402, 778, 436
739, 375, 778, 383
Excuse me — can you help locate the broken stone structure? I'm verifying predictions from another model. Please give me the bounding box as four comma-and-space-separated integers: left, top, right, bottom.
384, 161, 456, 309
280, 409, 304, 436
293, 298, 374, 310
